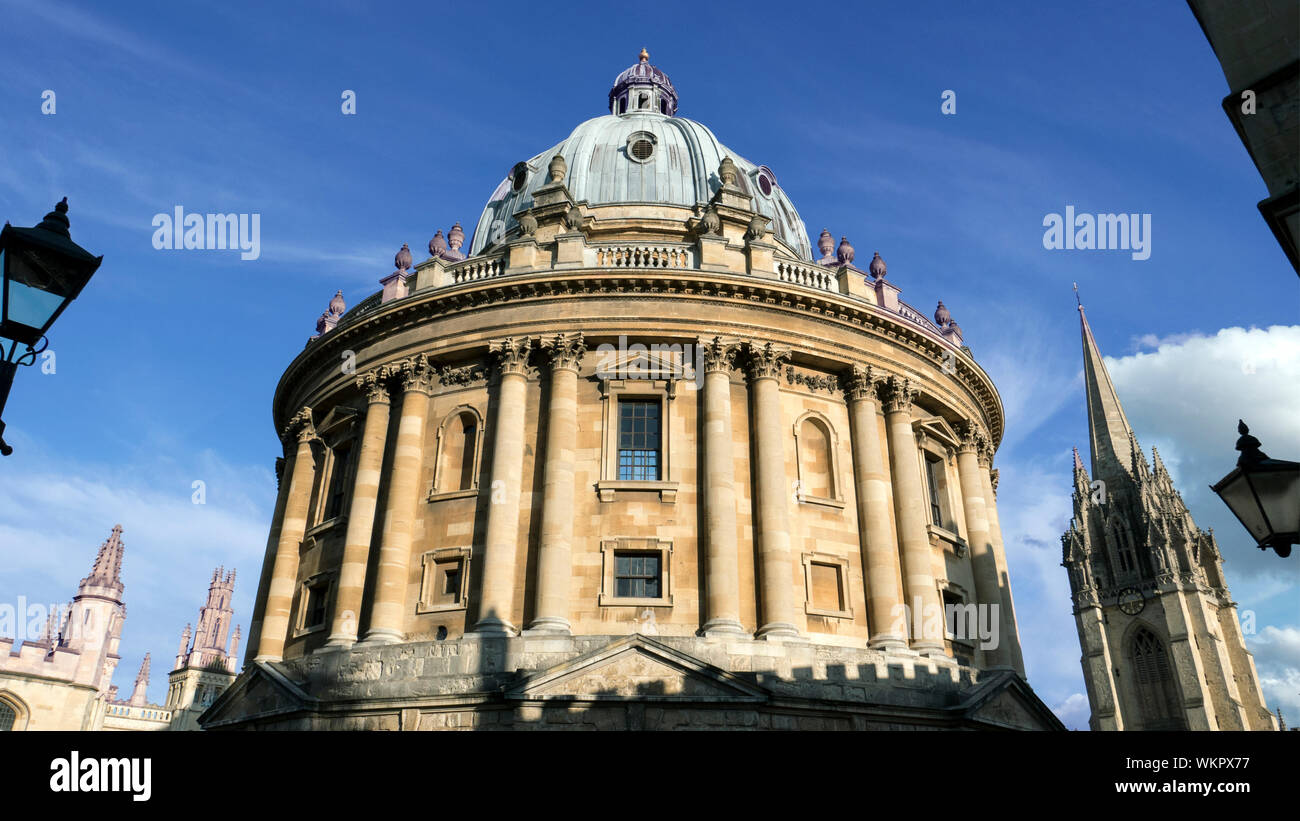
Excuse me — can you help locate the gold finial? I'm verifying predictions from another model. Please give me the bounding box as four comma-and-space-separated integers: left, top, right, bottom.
639, 47, 649, 62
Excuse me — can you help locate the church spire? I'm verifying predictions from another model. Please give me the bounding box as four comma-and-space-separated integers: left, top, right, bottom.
1077, 298, 1137, 485
79, 524, 126, 595
128, 653, 151, 706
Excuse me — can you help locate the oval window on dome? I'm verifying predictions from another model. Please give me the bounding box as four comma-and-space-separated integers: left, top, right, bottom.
758, 175, 773, 196
626, 132, 657, 163
511, 161, 529, 192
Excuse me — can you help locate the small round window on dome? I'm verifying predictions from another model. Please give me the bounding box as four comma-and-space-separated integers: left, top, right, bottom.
758, 175, 773, 196
631, 139, 654, 161
511, 161, 529, 192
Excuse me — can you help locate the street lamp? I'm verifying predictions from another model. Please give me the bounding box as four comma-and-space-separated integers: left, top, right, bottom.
1211, 420, 1300, 558
0, 198, 103, 456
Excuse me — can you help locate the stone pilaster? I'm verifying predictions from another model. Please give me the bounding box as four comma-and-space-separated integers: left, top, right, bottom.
880, 377, 944, 655
980, 449, 1025, 676
528, 333, 585, 634
746, 341, 800, 640
473, 337, 532, 635
255, 408, 317, 662
955, 421, 1011, 669
700, 337, 746, 636
325, 367, 394, 648
844, 366, 906, 649
362, 355, 435, 645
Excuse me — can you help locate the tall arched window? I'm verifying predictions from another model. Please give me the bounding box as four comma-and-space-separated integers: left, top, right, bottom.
433, 407, 482, 496
0, 700, 14, 731
798, 418, 833, 498
1129, 627, 1186, 730
792, 411, 842, 507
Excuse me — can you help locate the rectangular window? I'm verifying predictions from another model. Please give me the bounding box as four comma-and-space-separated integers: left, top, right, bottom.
614, 551, 661, 598
325, 443, 352, 520
435, 558, 462, 606
303, 579, 329, 629
809, 562, 844, 612
617, 399, 661, 481
925, 455, 944, 527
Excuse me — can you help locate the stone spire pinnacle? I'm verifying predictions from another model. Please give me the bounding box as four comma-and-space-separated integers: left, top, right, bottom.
79, 524, 125, 595
1073, 446, 1085, 473
128, 653, 150, 706
1078, 301, 1136, 486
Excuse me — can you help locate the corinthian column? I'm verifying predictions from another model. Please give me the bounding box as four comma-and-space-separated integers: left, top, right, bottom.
955, 422, 1011, 669
326, 367, 393, 648
981, 452, 1025, 675
527, 333, 584, 634
255, 408, 317, 662
747, 341, 800, 640
473, 337, 532, 635
700, 337, 746, 636
845, 366, 906, 649
880, 377, 944, 655
362, 355, 435, 645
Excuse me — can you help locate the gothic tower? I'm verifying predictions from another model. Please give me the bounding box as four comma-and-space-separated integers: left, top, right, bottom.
1061, 302, 1275, 731
165, 568, 239, 730
64, 524, 128, 696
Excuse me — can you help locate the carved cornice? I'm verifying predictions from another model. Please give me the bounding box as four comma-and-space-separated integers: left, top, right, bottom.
878, 375, 917, 415
842, 364, 883, 403
698, 336, 741, 374
785, 366, 838, 394
356, 368, 393, 405
434, 361, 488, 388
744, 341, 791, 382
540, 332, 586, 373
489, 336, 533, 377
275, 271, 1004, 445
397, 353, 437, 395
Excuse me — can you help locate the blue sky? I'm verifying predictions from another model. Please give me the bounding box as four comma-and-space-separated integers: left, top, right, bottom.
0, 0, 1296, 726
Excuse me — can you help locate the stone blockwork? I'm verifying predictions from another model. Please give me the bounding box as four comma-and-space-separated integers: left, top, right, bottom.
204, 634, 1061, 730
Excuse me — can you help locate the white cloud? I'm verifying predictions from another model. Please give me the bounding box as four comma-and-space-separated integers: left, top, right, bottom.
1105, 325, 1300, 582
1052, 692, 1090, 730
1248, 625, 1300, 722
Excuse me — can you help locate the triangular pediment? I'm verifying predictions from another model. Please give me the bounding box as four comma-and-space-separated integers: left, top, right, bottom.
914, 415, 962, 448
507, 635, 768, 703
956, 671, 1067, 730
594, 345, 696, 382
198, 660, 316, 729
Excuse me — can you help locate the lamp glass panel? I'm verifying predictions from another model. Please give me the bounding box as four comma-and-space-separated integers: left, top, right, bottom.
1253, 467, 1300, 539
1217, 472, 1270, 541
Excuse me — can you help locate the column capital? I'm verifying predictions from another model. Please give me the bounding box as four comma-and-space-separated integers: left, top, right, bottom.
878, 375, 917, 415
744, 341, 791, 382
956, 419, 988, 456
698, 336, 741, 374
282, 407, 316, 445
356, 368, 393, 405
397, 353, 437, 395
489, 336, 533, 377
540, 332, 586, 373
843, 364, 884, 403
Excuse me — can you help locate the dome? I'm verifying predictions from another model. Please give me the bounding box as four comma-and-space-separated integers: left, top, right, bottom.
469, 55, 812, 260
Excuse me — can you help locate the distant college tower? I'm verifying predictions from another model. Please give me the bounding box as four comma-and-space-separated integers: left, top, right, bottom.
1061, 303, 1275, 731
165, 568, 239, 730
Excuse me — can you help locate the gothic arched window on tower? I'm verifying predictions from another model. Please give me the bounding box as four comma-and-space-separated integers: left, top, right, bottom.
1129, 627, 1187, 730
0, 699, 15, 731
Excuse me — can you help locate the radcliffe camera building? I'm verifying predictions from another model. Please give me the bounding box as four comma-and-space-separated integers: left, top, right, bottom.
205, 51, 1065, 730
1061, 303, 1275, 731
